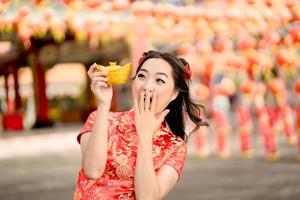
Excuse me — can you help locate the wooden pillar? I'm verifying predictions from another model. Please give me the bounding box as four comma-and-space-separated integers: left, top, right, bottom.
31, 50, 52, 128
12, 65, 22, 110
4, 74, 14, 113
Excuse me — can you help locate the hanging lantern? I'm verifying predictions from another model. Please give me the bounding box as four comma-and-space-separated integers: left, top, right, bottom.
194, 83, 210, 102
289, 25, 300, 44
240, 80, 255, 94
86, 0, 102, 9
112, 0, 129, 11
259, 29, 281, 48
31, 18, 48, 39
268, 78, 284, 94
236, 32, 257, 51
18, 5, 31, 17
294, 79, 300, 94
50, 18, 66, 43
283, 33, 294, 47
71, 17, 87, 44
212, 36, 233, 53
35, 0, 47, 7
178, 42, 193, 56
18, 21, 32, 49
43, 8, 54, 22
2, 17, 14, 33
247, 0, 256, 4
274, 48, 293, 68
75, 29, 87, 44
265, 0, 274, 7
63, 0, 73, 5
285, 0, 296, 9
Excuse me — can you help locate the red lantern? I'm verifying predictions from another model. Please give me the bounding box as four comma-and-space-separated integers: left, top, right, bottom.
178, 42, 192, 56
247, 0, 255, 5
112, 0, 129, 11
86, 0, 103, 9
259, 29, 281, 48
265, 0, 273, 7
290, 25, 300, 43
215, 85, 229, 96
213, 36, 232, 53
285, 0, 296, 9
275, 48, 290, 66
283, 33, 294, 47
240, 80, 254, 94
237, 33, 257, 51
18, 5, 31, 17
268, 79, 284, 94
194, 83, 210, 102
294, 79, 300, 94
63, 0, 73, 5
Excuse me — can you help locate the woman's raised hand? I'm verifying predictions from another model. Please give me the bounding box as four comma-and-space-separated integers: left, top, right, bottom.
134, 90, 169, 140
88, 63, 113, 107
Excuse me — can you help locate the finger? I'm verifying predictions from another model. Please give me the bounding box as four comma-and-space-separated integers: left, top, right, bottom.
145, 90, 151, 111
150, 91, 157, 113
92, 80, 108, 88
92, 77, 108, 82
88, 63, 98, 78
95, 81, 108, 88
139, 90, 145, 113
92, 71, 109, 77
134, 98, 139, 115
157, 109, 170, 123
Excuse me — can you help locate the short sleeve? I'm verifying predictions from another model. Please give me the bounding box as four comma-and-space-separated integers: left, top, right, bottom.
77, 111, 97, 144
163, 141, 187, 181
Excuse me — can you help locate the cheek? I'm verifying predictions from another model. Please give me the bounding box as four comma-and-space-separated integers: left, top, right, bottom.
154, 90, 173, 112
132, 81, 142, 98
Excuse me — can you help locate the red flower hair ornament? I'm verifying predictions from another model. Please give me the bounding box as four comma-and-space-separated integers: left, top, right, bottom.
184, 63, 192, 81
138, 54, 192, 81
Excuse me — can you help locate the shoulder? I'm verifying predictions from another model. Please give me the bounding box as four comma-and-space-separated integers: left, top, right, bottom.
156, 127, 187, 152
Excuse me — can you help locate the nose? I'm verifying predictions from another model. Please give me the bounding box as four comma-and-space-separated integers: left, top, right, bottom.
141, 79, 154, 93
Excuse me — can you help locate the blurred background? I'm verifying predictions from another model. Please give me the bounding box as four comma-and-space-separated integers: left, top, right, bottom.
0, 0, 300, 200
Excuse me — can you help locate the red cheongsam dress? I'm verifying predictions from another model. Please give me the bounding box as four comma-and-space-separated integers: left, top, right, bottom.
73, 110, 187, 200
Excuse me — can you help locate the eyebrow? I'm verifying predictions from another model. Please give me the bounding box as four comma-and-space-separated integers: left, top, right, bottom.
140, 69, 169, 78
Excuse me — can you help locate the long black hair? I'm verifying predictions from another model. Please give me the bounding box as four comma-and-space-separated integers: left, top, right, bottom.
133, 50, 208, 142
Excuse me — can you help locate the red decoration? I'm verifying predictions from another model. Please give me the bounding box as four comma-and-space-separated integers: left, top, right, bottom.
268, 79, 284, 94
3, 113, 23, 131
295, 79, 300, 94
184, 63, 192, 80
240, 80, 254, 94
86, 0, 102, 9
63, 0, 73, 5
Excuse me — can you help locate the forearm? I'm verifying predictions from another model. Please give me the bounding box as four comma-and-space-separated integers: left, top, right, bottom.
134, 137, 161, 200
82, 105, 110, 179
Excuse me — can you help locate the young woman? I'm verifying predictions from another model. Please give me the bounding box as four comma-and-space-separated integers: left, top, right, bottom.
74, 50, 207, 200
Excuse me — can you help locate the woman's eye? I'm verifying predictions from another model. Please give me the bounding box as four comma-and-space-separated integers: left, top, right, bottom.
156, 79, 165, 84
137, 74, 146, 79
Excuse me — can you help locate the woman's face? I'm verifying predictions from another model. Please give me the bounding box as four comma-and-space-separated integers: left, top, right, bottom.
132, 58, 178, 114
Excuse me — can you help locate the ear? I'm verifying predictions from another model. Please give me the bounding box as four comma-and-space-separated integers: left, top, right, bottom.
170, 90, 179, 102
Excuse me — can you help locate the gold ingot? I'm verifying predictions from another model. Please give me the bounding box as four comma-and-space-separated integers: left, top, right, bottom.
94, 62, 131, 85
